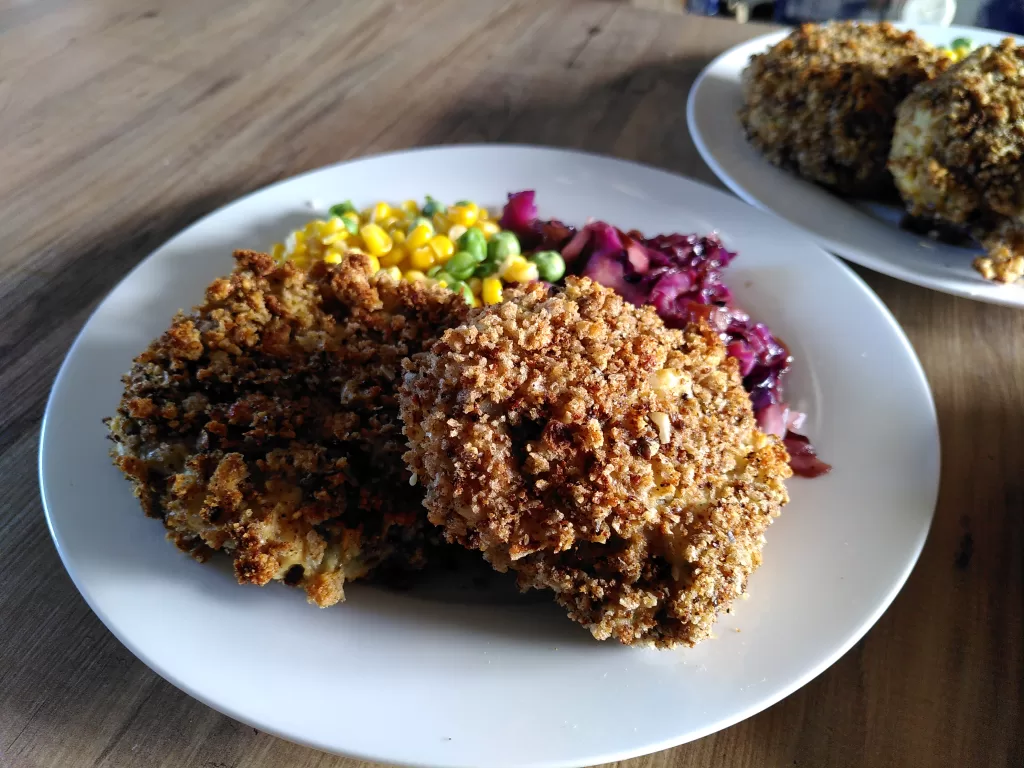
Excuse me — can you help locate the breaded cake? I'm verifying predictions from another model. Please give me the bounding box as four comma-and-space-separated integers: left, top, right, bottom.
889, 39, 1024, 283
741, 22, 949, 197
107, 250, 468, 606
399, 278, 791, 647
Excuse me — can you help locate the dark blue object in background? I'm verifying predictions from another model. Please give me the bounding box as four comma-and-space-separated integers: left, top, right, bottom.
687, 0, 721, 15
980, 0, 1024, 34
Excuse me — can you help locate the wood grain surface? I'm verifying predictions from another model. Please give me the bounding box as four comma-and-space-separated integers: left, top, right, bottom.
1, 1, 1021, 766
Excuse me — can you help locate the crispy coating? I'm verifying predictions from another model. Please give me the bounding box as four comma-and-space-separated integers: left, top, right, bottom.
889, 40, 1024, 283
741, 22, 949, 196
107, 250, 468, 606
399, 278, 791, 647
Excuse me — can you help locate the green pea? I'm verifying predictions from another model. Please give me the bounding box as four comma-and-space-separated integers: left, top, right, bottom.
951, 37, 972, 49
426, 265, 443, 278
455, 282, 475, 305
529, 250, 566, 282
474, 258, 500, 278
406, 216, 434, 235
340, 215, 359, 235
454, 199, 472, 207
328, 200, 356, 218
456, 228, 487, 261
446, 251, 480, 281
488, 231, 521, 262
421, 196, 446, 217
433, 270, 456, 286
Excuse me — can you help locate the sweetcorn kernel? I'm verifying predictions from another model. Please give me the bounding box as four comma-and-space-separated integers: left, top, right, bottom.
378, 244, 407, 268
410, 246, 436, 270
360, 223, 392, 257
503, 256, 539, 283
478, 220, 500, 238
407, 223, 433, 249
482, 277, 503, 305
428, 234, 455, 262
448, 202, 479, 227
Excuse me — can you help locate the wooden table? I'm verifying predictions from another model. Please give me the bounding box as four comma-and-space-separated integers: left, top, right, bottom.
2, 1, 1021, 766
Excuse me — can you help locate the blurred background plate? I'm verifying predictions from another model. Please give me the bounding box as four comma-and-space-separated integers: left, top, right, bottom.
687, 24, 1024, 307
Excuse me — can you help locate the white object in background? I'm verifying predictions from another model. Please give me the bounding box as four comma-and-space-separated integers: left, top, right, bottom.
688, 23, 1024, 308
892, 0, 958, 25
41, 145, 939, 768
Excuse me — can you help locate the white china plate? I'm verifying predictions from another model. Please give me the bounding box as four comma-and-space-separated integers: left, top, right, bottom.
687, 24, 1024, 307
40, 145, 939, 768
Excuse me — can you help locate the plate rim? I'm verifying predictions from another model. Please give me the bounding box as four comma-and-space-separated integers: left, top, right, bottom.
38, 143, 941, 768
686, 22, 1024, 308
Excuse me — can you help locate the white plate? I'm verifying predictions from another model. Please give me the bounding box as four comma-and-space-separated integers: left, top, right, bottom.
40, 145, 939, 768
687, 24, 1024, 307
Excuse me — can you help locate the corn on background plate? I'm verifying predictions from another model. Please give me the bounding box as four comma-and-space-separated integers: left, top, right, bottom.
688, 23, 1024, 308
40, 145, 939, 768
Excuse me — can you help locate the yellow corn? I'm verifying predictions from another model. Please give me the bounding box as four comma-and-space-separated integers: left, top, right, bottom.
379, 244, 406, 268
428, 234, 455, 263
407, 223, 433, 249
482, 277, 503, 305
410, 246, 436, 270
502, 255, 538, 283
478, 220, 500, 238
276, 199, 520, 302
360, 223, 392, 257
448, 202, 479, 227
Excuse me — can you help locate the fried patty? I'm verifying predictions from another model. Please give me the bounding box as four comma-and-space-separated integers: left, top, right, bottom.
399, 278, 791, 647
889, 39, 1024, 283
741, 22, 949, 197
107, 250, 468, 606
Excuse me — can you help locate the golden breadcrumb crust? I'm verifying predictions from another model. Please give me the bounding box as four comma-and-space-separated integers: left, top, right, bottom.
399, 278, 790, 647
107, 250, 468, 606
741, 22, 949, 196
889, 39, 1024, 283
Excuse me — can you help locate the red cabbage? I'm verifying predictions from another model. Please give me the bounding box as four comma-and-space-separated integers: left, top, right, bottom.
783, 433, 832, 478
498, 190, 537, 234
498, 191, 830, 478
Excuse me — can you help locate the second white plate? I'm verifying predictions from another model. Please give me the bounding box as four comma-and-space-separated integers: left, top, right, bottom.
687, 23, 1024, 307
